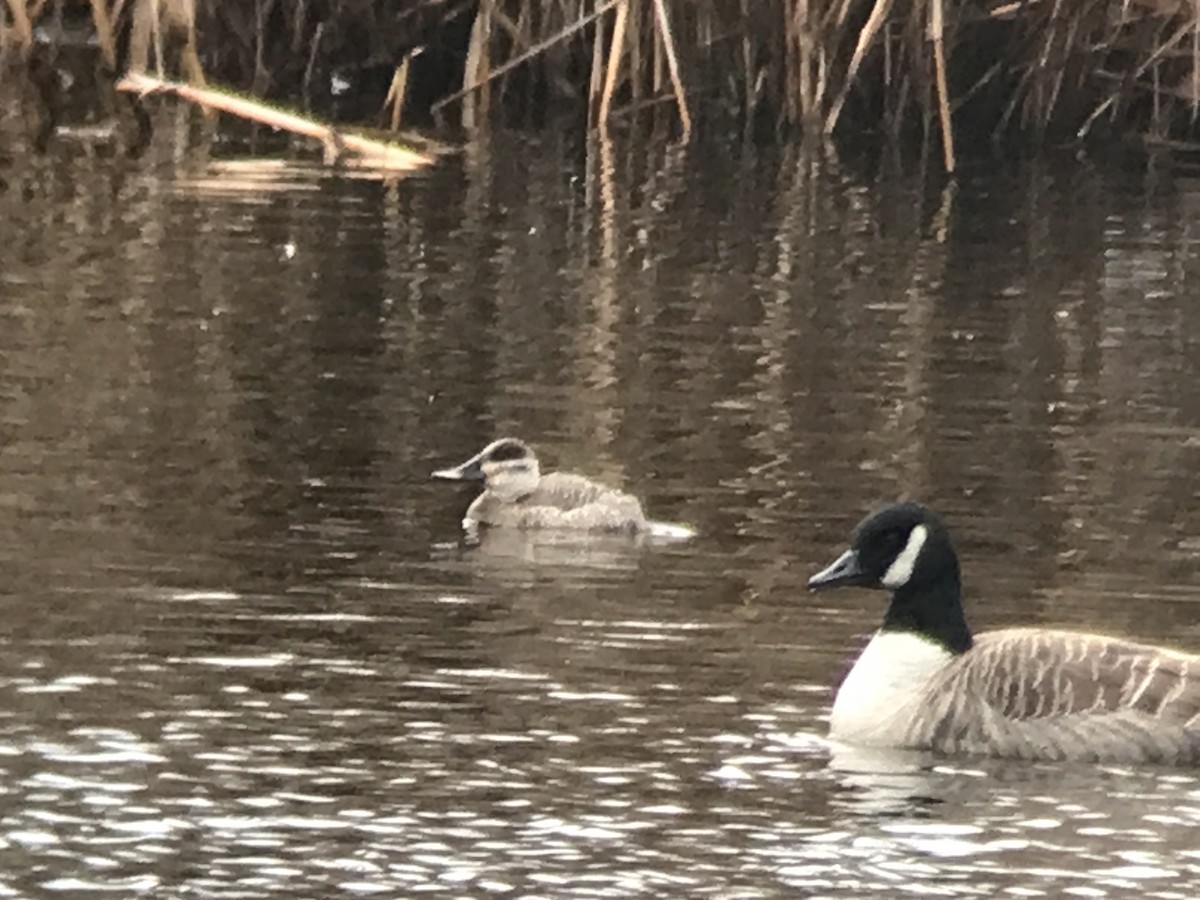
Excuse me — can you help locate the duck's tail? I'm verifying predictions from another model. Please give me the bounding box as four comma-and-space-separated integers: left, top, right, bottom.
646, 520, 698, 541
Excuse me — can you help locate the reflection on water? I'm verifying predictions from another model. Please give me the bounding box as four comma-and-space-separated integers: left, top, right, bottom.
1, 132, 1200, 894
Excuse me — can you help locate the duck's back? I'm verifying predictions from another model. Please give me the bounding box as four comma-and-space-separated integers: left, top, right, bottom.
913, 628, 1200, 763
531, 473, 625, 509
468, 473, 646, 532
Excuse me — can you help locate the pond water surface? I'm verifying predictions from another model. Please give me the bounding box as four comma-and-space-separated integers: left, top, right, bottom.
2, 127, 1200, 897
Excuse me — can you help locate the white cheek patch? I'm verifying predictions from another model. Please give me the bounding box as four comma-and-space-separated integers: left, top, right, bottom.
881, 524, 928, 588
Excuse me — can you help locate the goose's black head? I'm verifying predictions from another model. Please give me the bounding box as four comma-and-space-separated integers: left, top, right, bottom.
808, 502, 970, 652
808, 502, 959, 592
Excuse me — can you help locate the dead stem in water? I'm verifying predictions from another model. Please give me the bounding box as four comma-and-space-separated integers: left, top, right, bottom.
117, 71, 433, 171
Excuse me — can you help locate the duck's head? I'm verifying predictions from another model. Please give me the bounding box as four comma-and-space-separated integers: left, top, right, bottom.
807, 502, 959, 593
432, 438, 541, 501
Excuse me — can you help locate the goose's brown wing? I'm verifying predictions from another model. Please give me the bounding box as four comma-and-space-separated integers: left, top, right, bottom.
967, 629, 1200, 720
920, 628, 1200, 763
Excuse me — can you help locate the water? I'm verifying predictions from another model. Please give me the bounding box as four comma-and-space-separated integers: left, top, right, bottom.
2, 127, 1200, 896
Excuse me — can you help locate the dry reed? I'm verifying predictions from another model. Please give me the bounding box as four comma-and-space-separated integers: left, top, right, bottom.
8, 0, 1200, 166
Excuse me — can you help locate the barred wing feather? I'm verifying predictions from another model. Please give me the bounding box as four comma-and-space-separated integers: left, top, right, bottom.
916, 629, 1200, 763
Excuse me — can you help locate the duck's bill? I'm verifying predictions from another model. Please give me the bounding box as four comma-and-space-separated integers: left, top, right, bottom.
431, 455, 484, 481
808, 548, 866, 590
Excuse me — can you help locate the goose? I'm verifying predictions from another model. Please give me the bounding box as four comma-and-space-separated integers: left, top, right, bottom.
808, 502, 1200, 764
432, 438, 649, 534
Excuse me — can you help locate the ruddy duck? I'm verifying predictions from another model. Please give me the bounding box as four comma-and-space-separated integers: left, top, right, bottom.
433, 438, 648, 534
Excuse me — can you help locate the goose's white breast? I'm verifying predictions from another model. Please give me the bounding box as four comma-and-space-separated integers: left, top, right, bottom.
831, 631, 954, 745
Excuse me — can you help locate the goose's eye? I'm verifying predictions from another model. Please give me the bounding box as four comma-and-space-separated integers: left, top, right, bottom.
880, 530, 906, 556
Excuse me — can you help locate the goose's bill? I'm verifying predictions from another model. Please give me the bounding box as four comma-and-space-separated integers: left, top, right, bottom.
808, 548, 867, 591
431, 455, 485, 482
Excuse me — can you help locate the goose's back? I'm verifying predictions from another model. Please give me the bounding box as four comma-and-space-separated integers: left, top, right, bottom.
913, 628, 1200, 763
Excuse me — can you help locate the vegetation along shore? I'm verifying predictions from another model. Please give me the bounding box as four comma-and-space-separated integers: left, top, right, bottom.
4, 0, 1200, 170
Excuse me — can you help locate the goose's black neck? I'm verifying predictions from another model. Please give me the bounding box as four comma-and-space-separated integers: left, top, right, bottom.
880, 562, 973, 655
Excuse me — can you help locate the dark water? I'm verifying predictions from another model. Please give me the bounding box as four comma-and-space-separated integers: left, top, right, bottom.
2, 124, 1200, 897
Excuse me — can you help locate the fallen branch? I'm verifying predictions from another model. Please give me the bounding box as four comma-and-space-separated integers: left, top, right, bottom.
116, 71, 434, 172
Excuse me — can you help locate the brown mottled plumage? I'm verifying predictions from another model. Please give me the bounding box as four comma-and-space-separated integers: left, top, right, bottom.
913, 630, 1200, 762
809, 503, 1200, 765
432, 438, 647, 534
